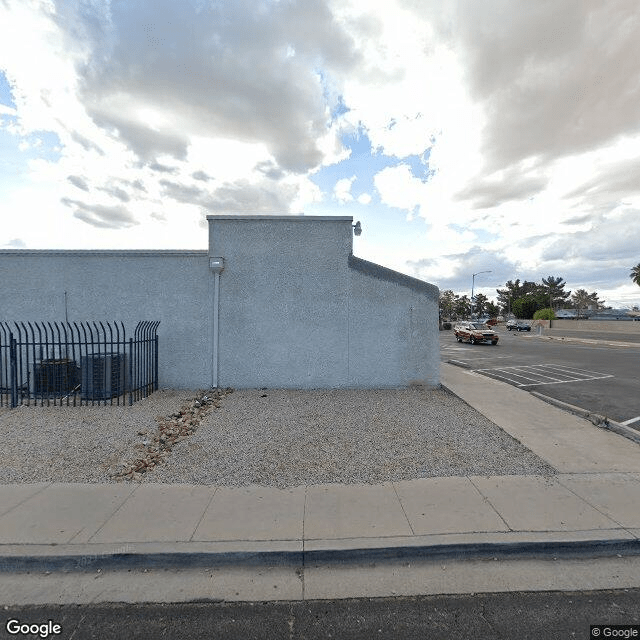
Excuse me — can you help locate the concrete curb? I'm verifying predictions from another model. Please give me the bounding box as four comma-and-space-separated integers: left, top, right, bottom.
2, 539, 640, 573
537, 335, 640, 348
530, 392, 640, 445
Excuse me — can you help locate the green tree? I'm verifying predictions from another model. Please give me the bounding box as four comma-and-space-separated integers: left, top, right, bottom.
631, 263, 640, 287
496, 279, 541, 314
541, 275, 571, 309
570, 289, 605, 317
570, 289, 590, 318
454, 295, 471, 319
439, 290, 457, 321
472, 293, 488, 317
512, 296, 544, 319
486, 301, 500, 317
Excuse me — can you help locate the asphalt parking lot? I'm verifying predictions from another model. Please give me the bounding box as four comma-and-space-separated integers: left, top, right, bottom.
441, 326, 640, 426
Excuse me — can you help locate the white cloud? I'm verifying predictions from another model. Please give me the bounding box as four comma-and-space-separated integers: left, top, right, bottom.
0, 0, 638, 299
334, 175, 355, 203
324, 0, 640, 296
373, 164, 424, 212
0, 0, 360, 239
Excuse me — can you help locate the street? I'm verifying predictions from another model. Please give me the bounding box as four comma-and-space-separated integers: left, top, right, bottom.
441, 327, 640, 425
2, 589, 639, 639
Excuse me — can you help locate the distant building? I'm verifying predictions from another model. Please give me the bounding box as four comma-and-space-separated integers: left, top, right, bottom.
554, 308, 578, 319
555, 308, 639, 321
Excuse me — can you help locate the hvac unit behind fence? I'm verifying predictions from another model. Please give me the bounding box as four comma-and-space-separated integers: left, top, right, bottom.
81, 353, 126, 400
34, 358, 80, 396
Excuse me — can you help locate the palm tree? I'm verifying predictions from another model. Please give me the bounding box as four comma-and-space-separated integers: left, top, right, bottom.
631, 263, 640, 287
571, 289, 604, 318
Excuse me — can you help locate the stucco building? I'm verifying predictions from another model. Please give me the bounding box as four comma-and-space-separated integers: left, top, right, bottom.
0, 215, 439, 389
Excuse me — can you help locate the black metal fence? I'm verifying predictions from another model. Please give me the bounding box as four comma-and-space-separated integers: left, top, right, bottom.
0, 321, 159, 408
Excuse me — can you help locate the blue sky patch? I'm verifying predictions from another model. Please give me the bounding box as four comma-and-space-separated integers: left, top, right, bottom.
311, 128, 435, 204
0, 70, 16, 109
0, 129, 63, 197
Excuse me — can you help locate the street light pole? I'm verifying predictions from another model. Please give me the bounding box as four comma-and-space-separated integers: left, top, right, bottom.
471, 270, 492, 319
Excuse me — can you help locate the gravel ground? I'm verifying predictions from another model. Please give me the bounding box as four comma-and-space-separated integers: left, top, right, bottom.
0, 387, 555, 486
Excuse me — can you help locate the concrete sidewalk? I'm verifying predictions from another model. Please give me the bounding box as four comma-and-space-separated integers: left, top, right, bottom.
1, 364, 640, 603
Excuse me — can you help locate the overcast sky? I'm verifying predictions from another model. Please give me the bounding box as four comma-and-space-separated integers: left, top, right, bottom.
1, 0, 639, 307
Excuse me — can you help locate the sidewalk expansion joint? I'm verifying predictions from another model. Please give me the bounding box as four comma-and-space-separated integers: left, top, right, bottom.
0, 483, 52, 519
467, 477, 513, 532
189, 487, 219, 542
391, 482, 415, 536
83, 484, 139, 544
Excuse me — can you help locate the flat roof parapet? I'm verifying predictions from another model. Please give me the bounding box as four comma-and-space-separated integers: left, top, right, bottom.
348, 254, 439, 299
206, 214, 354, 222
0, 250, 208, 256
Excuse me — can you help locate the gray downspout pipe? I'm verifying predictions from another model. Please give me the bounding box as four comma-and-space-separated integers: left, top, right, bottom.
209, 257, 224, 388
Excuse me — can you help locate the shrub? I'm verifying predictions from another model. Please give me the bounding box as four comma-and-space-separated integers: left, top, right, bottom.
533, 308, 556, 320
442, 322, 452, 330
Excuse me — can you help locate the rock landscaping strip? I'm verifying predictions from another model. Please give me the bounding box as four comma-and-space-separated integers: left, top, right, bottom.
112, 388, 233, 481
0, 386, 555, 486
144, 387, 557, 487
0, 389, 213, 484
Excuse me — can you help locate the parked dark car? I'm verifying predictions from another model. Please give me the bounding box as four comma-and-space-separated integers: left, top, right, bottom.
506, 319, 531, 331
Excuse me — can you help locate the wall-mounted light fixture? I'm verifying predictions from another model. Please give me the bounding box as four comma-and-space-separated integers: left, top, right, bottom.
209, 257, 224, 272
353, 221, 362, 236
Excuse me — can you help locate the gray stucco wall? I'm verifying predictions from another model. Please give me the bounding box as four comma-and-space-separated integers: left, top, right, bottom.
209, 216, 353, 388
0, 250, 211, 389
347, 256, 440, 387
0, 215, 440, 390
208, 215, 440, 389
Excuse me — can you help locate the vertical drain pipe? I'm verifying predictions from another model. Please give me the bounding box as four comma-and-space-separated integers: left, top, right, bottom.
209, 257, 224, 388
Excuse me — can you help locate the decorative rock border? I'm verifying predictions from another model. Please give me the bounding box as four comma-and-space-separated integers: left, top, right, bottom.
112, 387, 233, 481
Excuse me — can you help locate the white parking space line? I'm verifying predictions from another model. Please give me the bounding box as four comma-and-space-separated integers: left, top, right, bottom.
507, 365, 593, 383
544, 363, 617, 376
474, 364, 614, 388
518, 374, 614, 387
496, 371, 567, 384
621, 416, 640, 426
447, 355, 513, 362
448, 359, 472, 367
504, 365, 575, 380
482, 368, 553, 385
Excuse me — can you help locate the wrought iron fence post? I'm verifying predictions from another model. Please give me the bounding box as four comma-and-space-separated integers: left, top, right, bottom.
154, 333, 159, 391
10, 335, 17, 408
128, 337, 134, 406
